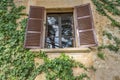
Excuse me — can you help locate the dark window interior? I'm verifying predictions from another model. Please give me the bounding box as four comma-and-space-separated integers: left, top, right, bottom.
45, 13, 74, 48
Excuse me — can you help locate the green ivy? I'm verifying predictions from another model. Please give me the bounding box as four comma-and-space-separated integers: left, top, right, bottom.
97, 52, 105, 60
28, 52, 90, 80
0, 1, 90, 80
91, 0, 120, 28
91, 0, 120, 63
97, 31, 120, 52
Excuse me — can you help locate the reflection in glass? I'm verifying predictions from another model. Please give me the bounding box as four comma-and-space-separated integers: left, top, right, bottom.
61, 25, 72, 36
61, 37, 73, 48
45, 14, 74, 48
61, 15, 73, 48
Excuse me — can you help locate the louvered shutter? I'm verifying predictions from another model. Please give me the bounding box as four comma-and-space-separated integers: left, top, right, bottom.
75, 3, 97, 47
24, 6, 45, 48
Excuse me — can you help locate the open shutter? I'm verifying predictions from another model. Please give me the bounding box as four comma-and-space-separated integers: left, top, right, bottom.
75, 3, 97, 47
24, 6, 45, 48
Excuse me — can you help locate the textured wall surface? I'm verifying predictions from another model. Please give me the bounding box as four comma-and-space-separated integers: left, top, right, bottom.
14, 0, 109, 45
14, 0, 120, 80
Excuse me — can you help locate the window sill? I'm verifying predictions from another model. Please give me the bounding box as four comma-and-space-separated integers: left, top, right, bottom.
30, 48, 91, 53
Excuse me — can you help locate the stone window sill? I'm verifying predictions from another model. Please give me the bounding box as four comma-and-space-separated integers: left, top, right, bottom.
30, 48, 91, 53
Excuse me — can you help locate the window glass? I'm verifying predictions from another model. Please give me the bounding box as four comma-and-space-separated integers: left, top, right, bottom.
45, 13, 74, 48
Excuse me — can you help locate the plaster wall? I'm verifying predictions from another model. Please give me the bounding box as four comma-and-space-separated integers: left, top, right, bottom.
14, 0, 111, 80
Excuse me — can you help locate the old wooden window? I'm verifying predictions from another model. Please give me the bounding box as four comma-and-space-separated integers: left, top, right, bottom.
24, 3, 98, 49
45, 13, 74, 48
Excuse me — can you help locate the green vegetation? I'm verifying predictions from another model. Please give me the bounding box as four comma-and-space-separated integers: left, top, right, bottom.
92, 0, 120, 54
0, 0, 90, 80
1, 0, 120, 79
97, 31, 120, 52
91, 0, 120, 28
97, 52, 105, 60
29, 52, 90, 80
89, 66, 96, 72
0, 0, 35, 79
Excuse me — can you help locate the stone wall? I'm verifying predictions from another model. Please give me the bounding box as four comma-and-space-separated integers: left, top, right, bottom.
14, 0, 114, 80
14, 0, 109, 45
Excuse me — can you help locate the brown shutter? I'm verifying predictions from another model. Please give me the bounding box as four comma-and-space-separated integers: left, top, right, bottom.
24, 6, 45, 48
75, 3, 97, 47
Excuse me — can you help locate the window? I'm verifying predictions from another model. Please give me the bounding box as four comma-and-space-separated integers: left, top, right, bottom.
24, 3, 98, 49
45, 13, 74, 48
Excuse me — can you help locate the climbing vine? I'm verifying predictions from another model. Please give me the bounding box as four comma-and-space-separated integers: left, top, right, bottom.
0, 0, 36, 80
28, 52, 90, 80
0, 0, 90, 80
1, 0, 120, 80
91, 0, 120, 54
91, 0, 120, 28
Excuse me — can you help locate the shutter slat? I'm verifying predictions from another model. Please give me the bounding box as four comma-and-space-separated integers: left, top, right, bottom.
27, 19, 42, 32
76, 4, 90, 17
78, 17, 92, 30
24, 6, 45, 48
75, 3, 97, 47
29, 6, 44, 19
79, 31, 96, 45
25, 33, 41, 46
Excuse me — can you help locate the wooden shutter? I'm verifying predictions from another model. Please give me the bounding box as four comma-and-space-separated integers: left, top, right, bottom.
75, 3, 97, 47
24, 6, 45, 48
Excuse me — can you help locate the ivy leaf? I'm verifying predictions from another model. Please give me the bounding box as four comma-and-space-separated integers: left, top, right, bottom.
0, 33, 4, 40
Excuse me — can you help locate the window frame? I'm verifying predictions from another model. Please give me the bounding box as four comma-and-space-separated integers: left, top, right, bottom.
24, 3, 98, 49
44, 13, 75, 48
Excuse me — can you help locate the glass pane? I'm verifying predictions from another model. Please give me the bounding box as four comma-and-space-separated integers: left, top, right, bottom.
47, 16, 59, 37
45, 14, 74, 48
54, 37, 60, 48
61, 14, 73, 48
61, 15, 72, 25
45, 16, 60, 48
61, 36, 73, 48
61, 25, 72, 36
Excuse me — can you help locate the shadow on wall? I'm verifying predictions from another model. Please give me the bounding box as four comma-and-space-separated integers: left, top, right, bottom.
113, 76, 120, 80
